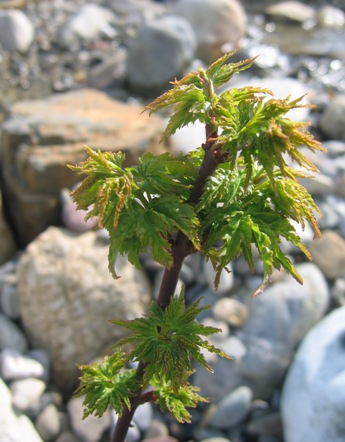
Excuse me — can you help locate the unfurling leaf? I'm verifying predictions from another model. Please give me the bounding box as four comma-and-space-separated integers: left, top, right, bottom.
151, 375, 208, 423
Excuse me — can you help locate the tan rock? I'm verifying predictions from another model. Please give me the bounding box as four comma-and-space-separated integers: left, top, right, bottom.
1, 89, 167, 245
213, 297, 249, 327
17, 226, 151, 393
309, 230, 345, 279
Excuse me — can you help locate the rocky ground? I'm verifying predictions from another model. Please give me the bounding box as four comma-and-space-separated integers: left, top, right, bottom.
1, 1, 345, 442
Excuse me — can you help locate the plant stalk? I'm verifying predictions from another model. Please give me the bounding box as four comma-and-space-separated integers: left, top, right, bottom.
112, 126, 219, 442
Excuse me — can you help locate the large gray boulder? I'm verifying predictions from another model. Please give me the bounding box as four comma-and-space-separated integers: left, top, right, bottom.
17, 226, 152, 392
281, 306, 345, 442
173, 0, 247, 63
126, 15, 196, 97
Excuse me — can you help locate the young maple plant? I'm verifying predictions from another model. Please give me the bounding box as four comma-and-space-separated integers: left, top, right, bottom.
68, 50, 324, 442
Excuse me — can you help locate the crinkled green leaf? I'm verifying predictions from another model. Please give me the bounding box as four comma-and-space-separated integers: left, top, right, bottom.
74, 351, 140, 419
112, 292, 230, 392
151, 375, 208, 423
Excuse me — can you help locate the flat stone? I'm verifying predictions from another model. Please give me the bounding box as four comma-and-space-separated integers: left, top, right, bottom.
10, 378, 46, 413
35, 404, 61, 441
0, 348, 45, 381
1, 89, 167, 245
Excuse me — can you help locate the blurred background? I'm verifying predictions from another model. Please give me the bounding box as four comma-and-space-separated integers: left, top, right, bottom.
0, 1, 345, 442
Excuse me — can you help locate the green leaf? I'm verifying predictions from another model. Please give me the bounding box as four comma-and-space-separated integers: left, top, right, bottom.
151, 375, 208, 423
206, 49, 258, 89
74, 351, 140, 419
68, 146, 137, 230
112, 292, 230, 392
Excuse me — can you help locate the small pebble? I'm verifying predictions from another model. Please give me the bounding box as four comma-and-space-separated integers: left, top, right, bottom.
213, 298, 249, 327
0, 348, 45, 381
10, 377, 46, 413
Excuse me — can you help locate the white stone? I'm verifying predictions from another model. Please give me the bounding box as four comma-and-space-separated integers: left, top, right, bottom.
0, 348, 45, 381
57, 4, 117, 48
0, 378, 43, 442
0, 9, 34, 52
10, 378, 46, 412
281, 306, 345, 442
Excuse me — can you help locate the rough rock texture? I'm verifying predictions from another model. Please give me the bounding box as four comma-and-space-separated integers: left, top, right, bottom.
281, 306, 345, 442
16, 226, 151, 392
173, 0, 247, 63
0, 88, 166, 245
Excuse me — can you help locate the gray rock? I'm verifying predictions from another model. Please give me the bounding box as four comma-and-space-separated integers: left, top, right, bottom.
17, 227, 151, 392
57, 3, 117, 48
111, 410, 141, 442
319, 94, 345, 140
87, 47, 127, 89
35, 404, 61, 441
0, 271, 20, 319
194, 263, 329, 401
67, 395, 111, 442
281, 306, 345, 442
315, 198, 340, 229
308, 230, 345, 279
246, 412, 283, 437
0, 348, 45, 381
322, 140, 345, 157
0, 9, 34, 52
127, 15, 196, 97
10, 377, 46, 413
0, 378, 43, 442
55, 432, 81, 442
210, 386, 253, 429
173, 0, 247, 63
331, 277, 345, 306
0, 313, 27, 352
213, 298, 249, 328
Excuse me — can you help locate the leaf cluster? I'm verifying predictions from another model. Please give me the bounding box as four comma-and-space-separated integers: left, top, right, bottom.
75, 352, 139, 418
112, 292, 230, 392
69, 149, 202, 278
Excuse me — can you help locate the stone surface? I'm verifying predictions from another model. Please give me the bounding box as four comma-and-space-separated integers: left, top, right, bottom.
281, 306, 345, 442
0, 271, 20, 319
204, 259, 234, 295
35, 403, 61, 441
319, 94, 345, 140
0, 378, 43, 442
265, 1, 315, 24
210, 386, 253, 429
194, 263, 330, 401
17, 226, 151, 392
0, 9, 34, 52
126, 15, 196, 97
1, 89, 166, 245
68, 395, 111, 442
213, 298, 249, 328
0, 313, 27, 352
57, 3, 117, 48
308, 230, 345, 279
173, 0, 247, 63
10, 377, 46, 413
0, 192, 17, 265
0, 348, 45, 381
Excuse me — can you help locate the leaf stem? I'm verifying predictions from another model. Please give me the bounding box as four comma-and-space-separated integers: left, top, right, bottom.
111, 125, 219, 442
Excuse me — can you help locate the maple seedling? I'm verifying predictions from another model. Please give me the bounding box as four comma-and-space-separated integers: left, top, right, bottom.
68, 50, 324, 442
